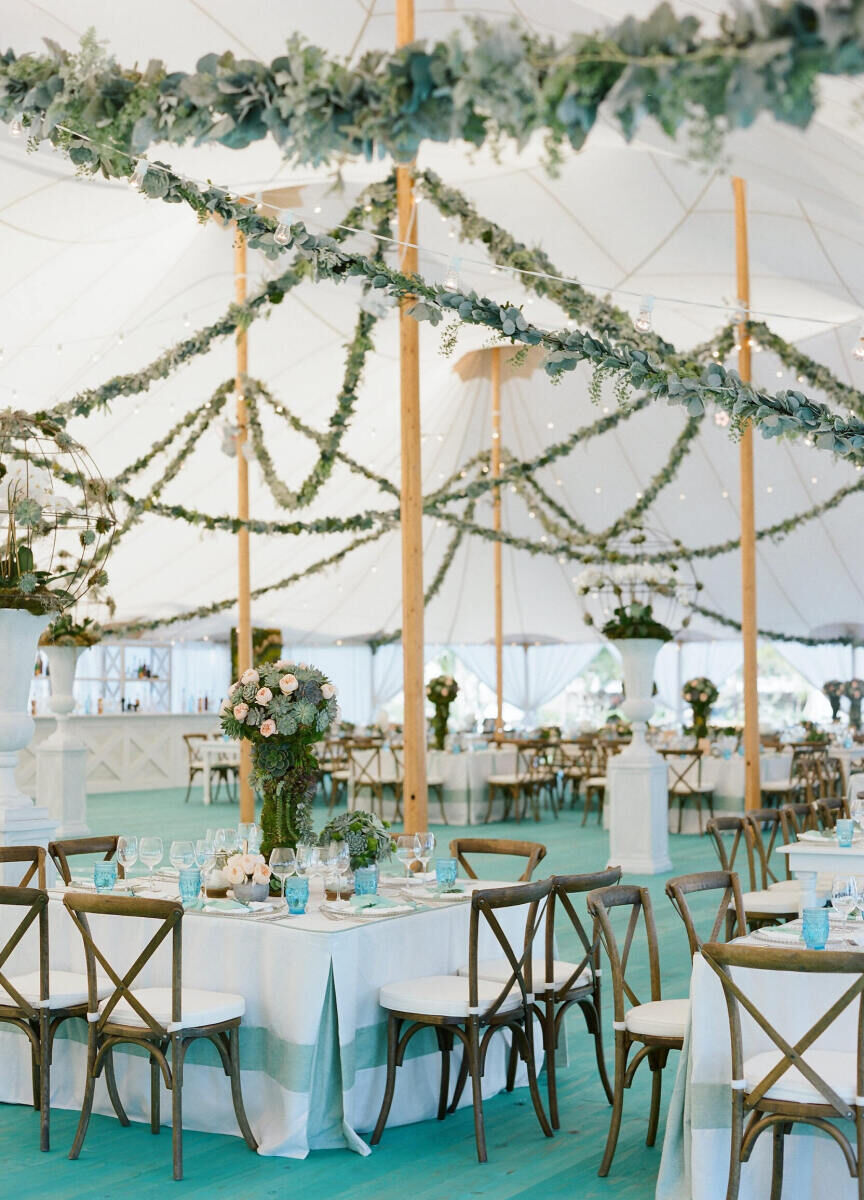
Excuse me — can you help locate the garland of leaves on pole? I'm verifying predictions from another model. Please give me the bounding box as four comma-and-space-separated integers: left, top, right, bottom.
5, 35, 864, 644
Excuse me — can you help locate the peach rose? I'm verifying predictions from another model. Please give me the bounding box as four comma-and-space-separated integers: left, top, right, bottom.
321, 683, 336, 700
223, 860, 246, 886
240, 668, 259, 686
239, 854, 257, 876
255, 686, 273, 705
252, 863, 272, 884
279, 674, 299, 694
260, 718, 277, 738
233, 702, 249, 721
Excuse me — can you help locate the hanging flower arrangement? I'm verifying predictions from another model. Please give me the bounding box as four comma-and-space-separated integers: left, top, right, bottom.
844, 679, 864, 731
822, 679, 844, 721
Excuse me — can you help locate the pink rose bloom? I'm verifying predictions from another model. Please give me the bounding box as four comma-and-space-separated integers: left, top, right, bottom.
260, 718, 277, 738
255, 687, 273, 705
233, 702, 249, 721
298, 662, 308, 669
252, 863, 272, 884
220, 697, 232, 714
321, 683, 336, 700
223, 859, 245, 886
274, 659, 291, 671
279, 674, 299, 694
240, 668, 259, 686
239, 854, 257, 876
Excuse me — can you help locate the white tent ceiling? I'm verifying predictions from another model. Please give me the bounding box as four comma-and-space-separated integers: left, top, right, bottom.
2, 1, 864, 645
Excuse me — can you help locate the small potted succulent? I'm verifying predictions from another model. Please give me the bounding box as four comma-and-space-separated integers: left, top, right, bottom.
319, 810, 392, 894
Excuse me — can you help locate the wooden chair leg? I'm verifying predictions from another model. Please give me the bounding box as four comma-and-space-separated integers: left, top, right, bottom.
598, 1033, 628, 1177
171, 1034, 183, 1181
467, 1023, 488, 1164
516, 1018, 553, 1140
30, 1024, 40, 1111
150, 1054, 161, 1133
371, 1014, 402, 1146
435, 1028, 452, 1120
447, 1046, 470, 1114
582, 788, 592, 827
578, 993, 614, 1105
505, 1034, 519, 1092
228, 1025, 258, 1149
69, 1028, 98, 1161
544, 999, 560, 1129
436, 784, 448, 825
646, 1049, 664, 1146
38, 1011, 49, 1152
770, 1121, 785, 1200
104, 1048, 129, 1126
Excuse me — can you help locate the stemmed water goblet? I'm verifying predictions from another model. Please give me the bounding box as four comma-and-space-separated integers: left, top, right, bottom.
169, 840, 195, 872
139, 837, 163, 884
117, 835, 138, 891
395, 834, 422, 884
831, 875, 858, 929
269, 847, 296, 903
416, 832, 435, 876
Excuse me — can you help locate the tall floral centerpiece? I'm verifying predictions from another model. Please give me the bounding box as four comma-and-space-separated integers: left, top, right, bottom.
221, 660, 338, 858
0, 411, 113, 808
427, 674, 459, 751
823, 679, 844, 722
682, 676, 718, 739
845, 679, 864, 731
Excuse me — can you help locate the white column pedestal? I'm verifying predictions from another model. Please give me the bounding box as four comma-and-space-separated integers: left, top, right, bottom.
607, 746, 672, 876
36, 740, 89, 838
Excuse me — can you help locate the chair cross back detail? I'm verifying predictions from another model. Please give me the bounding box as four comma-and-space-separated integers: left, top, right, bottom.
0, 846, 46, 889
707, 818, 758, 892
63, 893, 183, 1036
49, 837, 122, 886
660, 749, 704, 794
665, 870, 747, 956
547, 869, 621, 995
0, 886, 48, 1018
702, 942, 864, 1119
449, 838, 547, 882
347, 744, 386, 796
467, 880, 552, 1020
589, 885, 660, 1014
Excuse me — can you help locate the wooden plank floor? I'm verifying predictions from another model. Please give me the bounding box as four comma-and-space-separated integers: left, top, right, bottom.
1, 785, 717, 1199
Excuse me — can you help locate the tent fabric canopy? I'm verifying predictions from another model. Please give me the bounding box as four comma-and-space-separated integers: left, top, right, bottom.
3, 2, 864, 648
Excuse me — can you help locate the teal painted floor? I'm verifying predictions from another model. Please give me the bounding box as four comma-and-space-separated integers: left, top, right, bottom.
1, 787, 723, 1200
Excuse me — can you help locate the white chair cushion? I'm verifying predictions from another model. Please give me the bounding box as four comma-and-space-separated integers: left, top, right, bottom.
585, 776, 607, 788
625, 998, 689, 1039
760, 780, 797, 792
768, 880, 801, 891
0, 970, 112, 1011
379, 974, 523, 1019
669, 784, 713, 795
99, 986, 245, 1032
742, 889, 799, 914
457, 957, 591, 993
743, 1049, 856, 1105
426, 776, 444, 787
487, 774, 520, 786
330, 770, 349, 781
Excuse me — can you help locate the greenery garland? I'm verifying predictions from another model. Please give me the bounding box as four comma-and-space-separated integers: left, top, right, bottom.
4, 9, 864, 177
685, 600, 862, 647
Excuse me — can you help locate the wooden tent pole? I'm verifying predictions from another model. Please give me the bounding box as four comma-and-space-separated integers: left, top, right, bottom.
396, 0, 427, 831
234, 228, 254, 822
491, 346, 504, 735
733, 177, 761, 812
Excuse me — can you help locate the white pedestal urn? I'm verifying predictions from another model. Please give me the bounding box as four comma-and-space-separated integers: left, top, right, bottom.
607, 638, 672, 875
0, 608, 58, 879
36, 644, 89, 838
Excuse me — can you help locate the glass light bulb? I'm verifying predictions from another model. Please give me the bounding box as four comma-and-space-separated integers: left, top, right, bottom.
274, 223, 290, 245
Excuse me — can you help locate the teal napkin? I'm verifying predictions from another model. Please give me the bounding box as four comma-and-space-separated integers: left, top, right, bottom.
203, 899, 249, 913
349, 893, 401, 911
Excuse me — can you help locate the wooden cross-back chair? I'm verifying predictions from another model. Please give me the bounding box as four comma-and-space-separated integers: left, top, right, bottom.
660, 747, 715, 834
486, 742, 554, 823
0, 845, 46, 888
0, 881, 121, 1152
707, 817, 798, 932
582, 738, 617, 826
449, 837, 547, 882
387, 743, 448, 824
812, 793, 850, 830
556, 736, 594, 809
62, 892, 257, 1181
778, 802, 816, 845
48, 836, 122, 886
585, 884, 688, 1178
702, 941, 864, 1200
665, 870, 748, 954
345, 742, 396, 821
371, 878, 554, 1163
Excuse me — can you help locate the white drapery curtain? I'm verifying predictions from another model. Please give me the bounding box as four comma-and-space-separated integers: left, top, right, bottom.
170, 642, 231, 713
653, 643, 682, 716
283, 644, 373, 725
371, 644, 404, 717
774, 642, 854, 690
454, 643, 602, 723
654, 640, 746, 722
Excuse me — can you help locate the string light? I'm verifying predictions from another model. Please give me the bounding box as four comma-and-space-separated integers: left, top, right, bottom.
594, 486, 602, 494
443, 256, 462, 291
721, 489, 729, 499
182, 313, 191, 328
274, 223, 290, 245
9, 118, 24, 139
634, 294, 654, 333
854, 329, 864, 361
811, 476, 818, 484
766, 485, 773, 493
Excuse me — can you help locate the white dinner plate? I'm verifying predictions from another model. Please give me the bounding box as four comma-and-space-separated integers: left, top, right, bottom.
342, 902, 415, 918
412, 888, 470, 903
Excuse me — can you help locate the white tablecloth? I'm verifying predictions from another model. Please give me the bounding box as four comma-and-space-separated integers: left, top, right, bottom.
0, 880, 531, 1159
347, 748, 518, 824
657, 943, 860, 1199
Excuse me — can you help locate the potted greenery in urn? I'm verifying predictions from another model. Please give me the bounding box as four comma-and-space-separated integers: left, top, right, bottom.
221, 660, 338, 860
318, 810, 392, 893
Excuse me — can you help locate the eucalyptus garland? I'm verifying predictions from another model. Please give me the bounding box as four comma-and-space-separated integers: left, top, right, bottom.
4, 8, 863, 177
685, 600, 861, 647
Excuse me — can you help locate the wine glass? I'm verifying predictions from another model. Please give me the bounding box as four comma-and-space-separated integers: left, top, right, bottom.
246, 822, 263, 854
331, 842, 350, 901
416, 832, 435, 876
269, 847, 296, 902
139, 837, 163, 882
831, 875, 858, 928
169, 840, 195, 872
117, 835, 138, 887
295, 842, 319, 878
395, 834, 422, 883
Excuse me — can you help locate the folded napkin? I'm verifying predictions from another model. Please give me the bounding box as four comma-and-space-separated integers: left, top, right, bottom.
203, 899, 250, 913
349, 894, 402, 911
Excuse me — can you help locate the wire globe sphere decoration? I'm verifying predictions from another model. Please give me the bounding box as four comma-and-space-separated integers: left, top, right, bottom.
574, 528, 701, 639
0, 409, 115, 614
